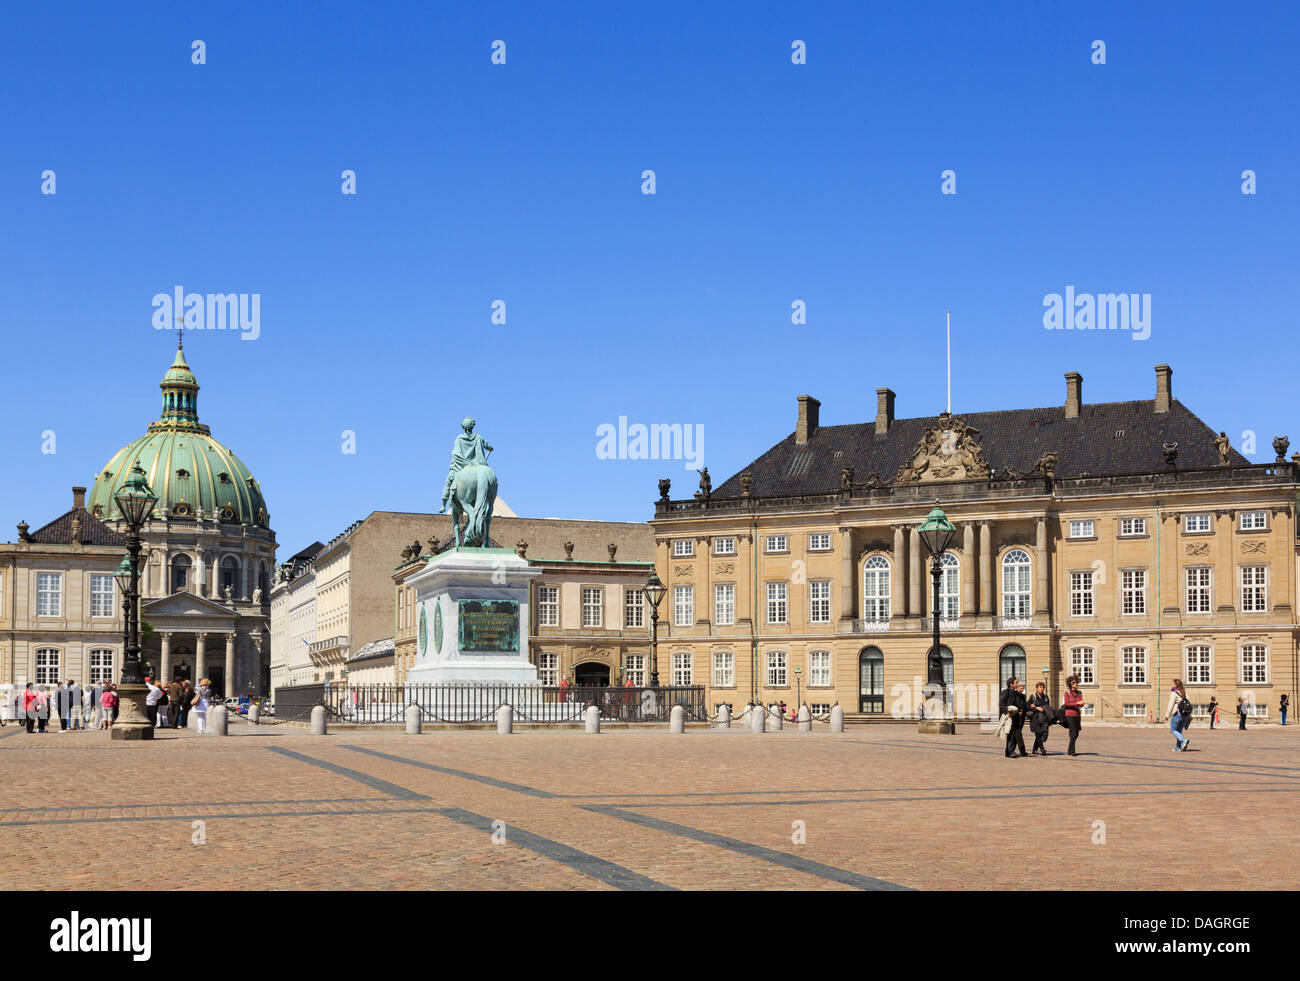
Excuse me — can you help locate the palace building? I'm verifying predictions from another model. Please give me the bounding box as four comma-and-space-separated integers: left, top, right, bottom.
649, 365, 1299, 722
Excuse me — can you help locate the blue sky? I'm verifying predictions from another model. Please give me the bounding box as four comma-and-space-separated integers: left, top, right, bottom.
2, 1, 1296, 555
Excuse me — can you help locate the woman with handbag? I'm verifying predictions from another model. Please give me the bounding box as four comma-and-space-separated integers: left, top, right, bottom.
1027, 680, 1054, 755
1165, 680, 1190, 752
1062, 675, 1084, 756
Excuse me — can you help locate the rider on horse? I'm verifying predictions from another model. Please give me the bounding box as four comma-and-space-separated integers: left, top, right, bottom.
440, 417, 493, 514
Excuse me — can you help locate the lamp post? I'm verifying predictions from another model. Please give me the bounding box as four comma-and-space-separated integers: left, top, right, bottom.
643, 572, 667, 687
917, 504, 958, 721
111, 462, 159, 741
795, 666, 802, 710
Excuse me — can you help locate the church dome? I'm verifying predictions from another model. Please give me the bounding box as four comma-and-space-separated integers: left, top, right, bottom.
86, 340, 270, 528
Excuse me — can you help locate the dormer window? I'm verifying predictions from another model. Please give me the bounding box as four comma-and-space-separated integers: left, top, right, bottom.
219, 505, 236, 522
176, 469, 190, 480
172, 501, 193, 516
218, 472, 231, 484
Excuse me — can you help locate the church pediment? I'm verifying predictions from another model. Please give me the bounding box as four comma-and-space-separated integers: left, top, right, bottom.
893, 415, 991, 483
141, 591, 236, 619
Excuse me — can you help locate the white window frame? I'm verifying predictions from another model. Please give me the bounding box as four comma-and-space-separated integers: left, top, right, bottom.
1121, 568, 1147, 616
765, 650, 788, 688
1185, 644, 1212, 685
624, 653, 645, 686
714, 584, 735, 626
712, 651, 735, 688
714, 537, 736, 556
36, 572, 63, 618
766, 582, 788, 624
1069, 570, 1095, 617
1184, 513, 1212, 534
1001, 549, 1031, 620
671, 652, 692, 686
808, 649, 831, 687
765, 535, 788, 553
88, 649, 114, 684
90, 573, 116, 618
1240, 644, 1268, 685
1120, 645, 1147, 685
624, 588, 644, 628
1122, 702, 1146, 718
1240, 565, 1267, 613
35, 647, 61, 685
1068, 520, 1095, 539
807, 533, 831, 552
808, 580, 831, 623
673, 585, 694, 627
1119, 516, 1147, 536
862, 555, 891, 623
537, 585, 559, 627
537, 652, 559, 686
939, 553, 959, 623
672, 540, 694, 557
1239, 511, 1267, 531
1185, 566, 1212, 613
581, 587, 604, 628
1069, 646, 1096, 686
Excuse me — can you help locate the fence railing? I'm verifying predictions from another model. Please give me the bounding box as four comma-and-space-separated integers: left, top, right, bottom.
272, 682, 708, 725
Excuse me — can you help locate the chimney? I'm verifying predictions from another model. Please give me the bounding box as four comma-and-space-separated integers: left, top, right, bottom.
796, 395, 821, 444
875, 388, 896, 436
1154, 364, 1172, 414
72, 486, 86, 509
1064, 372, 1082, 419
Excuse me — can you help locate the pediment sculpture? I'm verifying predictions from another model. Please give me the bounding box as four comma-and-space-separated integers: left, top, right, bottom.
893, 416, 991, 483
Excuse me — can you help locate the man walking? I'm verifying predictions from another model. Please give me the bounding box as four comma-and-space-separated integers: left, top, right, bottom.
167, 678, 183, 728
55, 681, 72, 731
68, 680, 84, 730
178, 680, 195, 729
999, 676, 1028, 758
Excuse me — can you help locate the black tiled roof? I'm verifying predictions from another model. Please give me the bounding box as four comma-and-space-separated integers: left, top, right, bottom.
713, 399, 1248, 499
27, 507, 126, 546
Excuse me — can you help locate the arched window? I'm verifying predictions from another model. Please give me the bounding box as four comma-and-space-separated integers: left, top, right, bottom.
939, 553, 960, 622
999, 644, 1027, 691
1001, 549, 1031, 622
220, 556, 240, 594
171, 554, 191, 593
858, 647, 883, 714
862, 555, 891, 624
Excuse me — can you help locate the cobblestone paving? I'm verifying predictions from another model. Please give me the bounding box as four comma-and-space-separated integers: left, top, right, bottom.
0, 721, 1294, 890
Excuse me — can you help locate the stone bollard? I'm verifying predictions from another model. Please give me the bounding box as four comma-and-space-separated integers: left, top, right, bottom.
830, 704, 845, 733
210, 704, 229, 736
247, 703, 261, 725
769, 704, 783, 730
798, 704, 812, 732
405, 704, 422, 735
310, 705, 328, 736
717, 704, 730, 729
670, 704, 685, 733
750, 704, 765, 733
497, 703, 513, 735
585, 704, 600, 734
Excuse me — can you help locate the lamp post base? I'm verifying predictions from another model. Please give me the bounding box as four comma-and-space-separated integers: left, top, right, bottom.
108, 684, 155, 741
918, 718, 957, 735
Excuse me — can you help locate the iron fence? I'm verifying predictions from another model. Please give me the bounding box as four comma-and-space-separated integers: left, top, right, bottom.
272, 681, 707, 725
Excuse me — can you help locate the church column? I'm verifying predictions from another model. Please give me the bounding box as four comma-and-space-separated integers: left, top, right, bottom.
1034, 515, 1050, 626
240, 559, 250, 602
697, 537, 711, 627
225, 633, 236, 699
978, 521, 994, 620
891, 525, 906, 619
909, 527, 923, 619
961, 523, 976, 620
839, 527, 855, 626
195, 632, 207, 684
158, 632, 172, 684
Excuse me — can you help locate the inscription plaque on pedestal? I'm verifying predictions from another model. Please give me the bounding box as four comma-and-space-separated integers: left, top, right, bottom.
457, 599, 520, 652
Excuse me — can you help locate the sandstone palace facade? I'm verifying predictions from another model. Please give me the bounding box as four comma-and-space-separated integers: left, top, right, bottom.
649, 366, 1299, 722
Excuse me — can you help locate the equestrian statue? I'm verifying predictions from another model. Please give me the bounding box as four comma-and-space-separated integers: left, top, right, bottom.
439, 416, 498, 547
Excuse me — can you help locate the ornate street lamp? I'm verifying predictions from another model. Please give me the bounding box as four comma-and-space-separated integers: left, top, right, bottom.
795, 665, 802, 710
643, 572, 667, 686
917, 504, 957, 714
111, 462, 158, 741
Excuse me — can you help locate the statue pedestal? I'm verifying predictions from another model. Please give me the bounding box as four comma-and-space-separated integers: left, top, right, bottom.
405, 548, 540, 686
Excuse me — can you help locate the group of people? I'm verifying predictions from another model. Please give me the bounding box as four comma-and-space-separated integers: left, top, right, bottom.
998, 674, 1086, 757
11, 677, 216, 734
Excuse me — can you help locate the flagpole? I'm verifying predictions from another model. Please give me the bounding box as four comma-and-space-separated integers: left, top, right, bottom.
946, 309, 951, 414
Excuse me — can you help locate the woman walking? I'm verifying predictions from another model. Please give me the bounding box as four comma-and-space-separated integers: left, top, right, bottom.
193, 679, 212, 734
1165, 680, 1191, 752
999, 677, 1028, 758
1027, 680, 1054, 755
1063, 675, 1084, 756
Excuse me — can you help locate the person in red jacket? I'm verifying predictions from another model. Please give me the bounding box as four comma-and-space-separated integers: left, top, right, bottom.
21, 683, 37, 734
1062, 674, 1085, 756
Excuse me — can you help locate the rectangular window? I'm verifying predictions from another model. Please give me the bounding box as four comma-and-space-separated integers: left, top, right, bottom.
1121, 569, 1147, 615
767, 582, 788, 624
1122, 703, 1147, 718
1119, 517, 1147, 536
624, 653, 645, 686
714, 537, 735, 556
1069, 647, 1096, 685
1241, 644, 1268, 684
36, 573, 62, 617
673, 586, 694, 627
765, 535, 788, 553
35, 648, 60, 685
1069, 571, 1094, 616
809, 703, 832, 717
1081, 703, 1095, 718
809, 650, 831, 686
537, 652, 559, 686
808, 580, 831, 623
671, 652, 692, 686
537, 585, 559, 627
1121, 645, 1147, 684
1184, 513, 1212, 533
624, 589, 643, 628
765, 651, 787, 687
1240, 511, 1267, 531
88, 649, 114, 684
808, 533, 831, 551
672, 540, 694, 557
1185, 645, 1212, 684
712, 651, 735, 687
1185, 567, 1212, 613
90, 574, 115, 618
1068, 520, 1094, 539
1240, 565, 1267, 612
714, 584, 735, 626
581, 587, 604, 628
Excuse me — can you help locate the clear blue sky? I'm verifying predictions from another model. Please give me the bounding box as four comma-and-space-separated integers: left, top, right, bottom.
2, 1, 1296, 556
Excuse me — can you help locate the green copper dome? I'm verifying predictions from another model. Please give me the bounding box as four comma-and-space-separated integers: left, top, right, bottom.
86, 339, 270, 528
